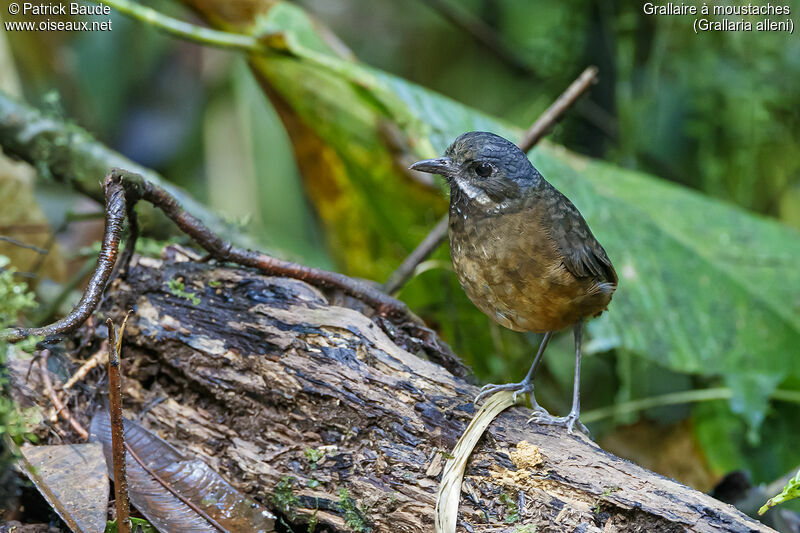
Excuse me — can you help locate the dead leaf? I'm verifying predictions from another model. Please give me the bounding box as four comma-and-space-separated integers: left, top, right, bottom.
90, 410, 275, 533
19, 443, 109, 533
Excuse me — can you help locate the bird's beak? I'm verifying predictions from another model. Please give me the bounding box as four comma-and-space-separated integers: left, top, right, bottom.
409, 157, 453, 178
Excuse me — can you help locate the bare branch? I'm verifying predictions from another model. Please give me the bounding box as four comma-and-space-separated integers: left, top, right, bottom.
0, 235, 48, 254
39, 351, 89, 440
383, 216, 449, 294
518, 66, 599, 151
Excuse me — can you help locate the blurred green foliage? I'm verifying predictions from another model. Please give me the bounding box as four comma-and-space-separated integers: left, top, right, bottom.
0, 255, 38, 504
2, 0, 799, 496
308, 0, 800, 219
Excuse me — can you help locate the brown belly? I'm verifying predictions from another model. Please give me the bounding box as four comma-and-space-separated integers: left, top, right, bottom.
449, 212, 611, 333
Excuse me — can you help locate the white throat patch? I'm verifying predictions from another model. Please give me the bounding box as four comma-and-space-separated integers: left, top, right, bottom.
454, 176, 492, 205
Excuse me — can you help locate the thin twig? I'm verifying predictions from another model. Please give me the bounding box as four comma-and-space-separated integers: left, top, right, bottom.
63, 343, 109, 390
383, 216, 449, 294
518, 66, 599, 152
112, 170, 414, 318
107, 316, 132, 533
98, 0, 266, 53
0, 269, 37, 279
383, 66, 599, 294
0, 236, 48, 254
38, 352, 89, 440
31, 257, 97, 327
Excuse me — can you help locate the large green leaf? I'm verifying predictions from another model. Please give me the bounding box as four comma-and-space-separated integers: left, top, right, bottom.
181, 1, 800, 437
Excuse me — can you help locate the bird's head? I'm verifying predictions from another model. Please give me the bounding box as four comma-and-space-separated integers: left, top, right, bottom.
410, 131, 539, 205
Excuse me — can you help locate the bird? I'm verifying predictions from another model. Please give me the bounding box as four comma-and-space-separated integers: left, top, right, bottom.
410, 131, 617, 434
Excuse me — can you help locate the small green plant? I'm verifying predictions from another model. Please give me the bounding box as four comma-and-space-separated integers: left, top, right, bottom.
167, 278, 200, 305
760, 469, 800, 515
208, 279, 222, 288
271, 476, 300, 520
337, 487, 371, 532
0, 400, 40, 445
304, 446, 325, 469
306, 508, 318, 533
105, 517, 157, 533
593, 486, 620, 514
500, 492, 520, 523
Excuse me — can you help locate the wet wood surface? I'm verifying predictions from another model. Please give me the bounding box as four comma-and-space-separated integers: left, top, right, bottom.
38, 256, 773, 532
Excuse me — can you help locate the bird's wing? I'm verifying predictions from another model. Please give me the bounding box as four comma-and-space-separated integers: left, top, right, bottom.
540, 182, 618, 284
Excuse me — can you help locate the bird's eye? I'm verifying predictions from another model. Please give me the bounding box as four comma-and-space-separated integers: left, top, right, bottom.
474, 162, 493, 178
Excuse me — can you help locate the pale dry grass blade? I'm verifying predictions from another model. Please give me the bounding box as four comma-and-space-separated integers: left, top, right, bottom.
435, 391, 517, 532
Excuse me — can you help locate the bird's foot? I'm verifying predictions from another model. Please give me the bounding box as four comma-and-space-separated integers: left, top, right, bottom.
527, 409, 589, 436
474, 381, 532, 405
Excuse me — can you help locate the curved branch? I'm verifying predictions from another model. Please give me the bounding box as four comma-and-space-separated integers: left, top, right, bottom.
1, 181, 126, 342
2, 169, 465, 376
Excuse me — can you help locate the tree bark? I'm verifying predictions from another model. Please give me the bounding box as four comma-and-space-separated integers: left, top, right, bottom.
84, 256, 771, 533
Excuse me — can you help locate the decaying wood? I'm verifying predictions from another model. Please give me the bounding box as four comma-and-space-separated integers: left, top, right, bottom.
2, 169, 466, 383
34, 254, 768, 533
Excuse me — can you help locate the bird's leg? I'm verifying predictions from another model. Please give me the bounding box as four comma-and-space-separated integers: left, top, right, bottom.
474, 331, 552, 405
527, 320, 589, 435
563, 320, 588, 434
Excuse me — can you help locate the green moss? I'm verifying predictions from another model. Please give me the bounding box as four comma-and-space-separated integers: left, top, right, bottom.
167, 278, 200, 305
0, 256, 39, 501
500, 492, 520, 524
271, 476, 300, 520
306, 509, 318, 533
304, 446, 325, 469
337, 487, 371, 532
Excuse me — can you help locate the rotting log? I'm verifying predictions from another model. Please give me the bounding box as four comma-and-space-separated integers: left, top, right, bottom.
18, 255, 774, 533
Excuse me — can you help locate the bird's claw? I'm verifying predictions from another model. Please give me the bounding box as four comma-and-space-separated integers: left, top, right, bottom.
474, 382, 532, 405
527, 410, 589, 436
